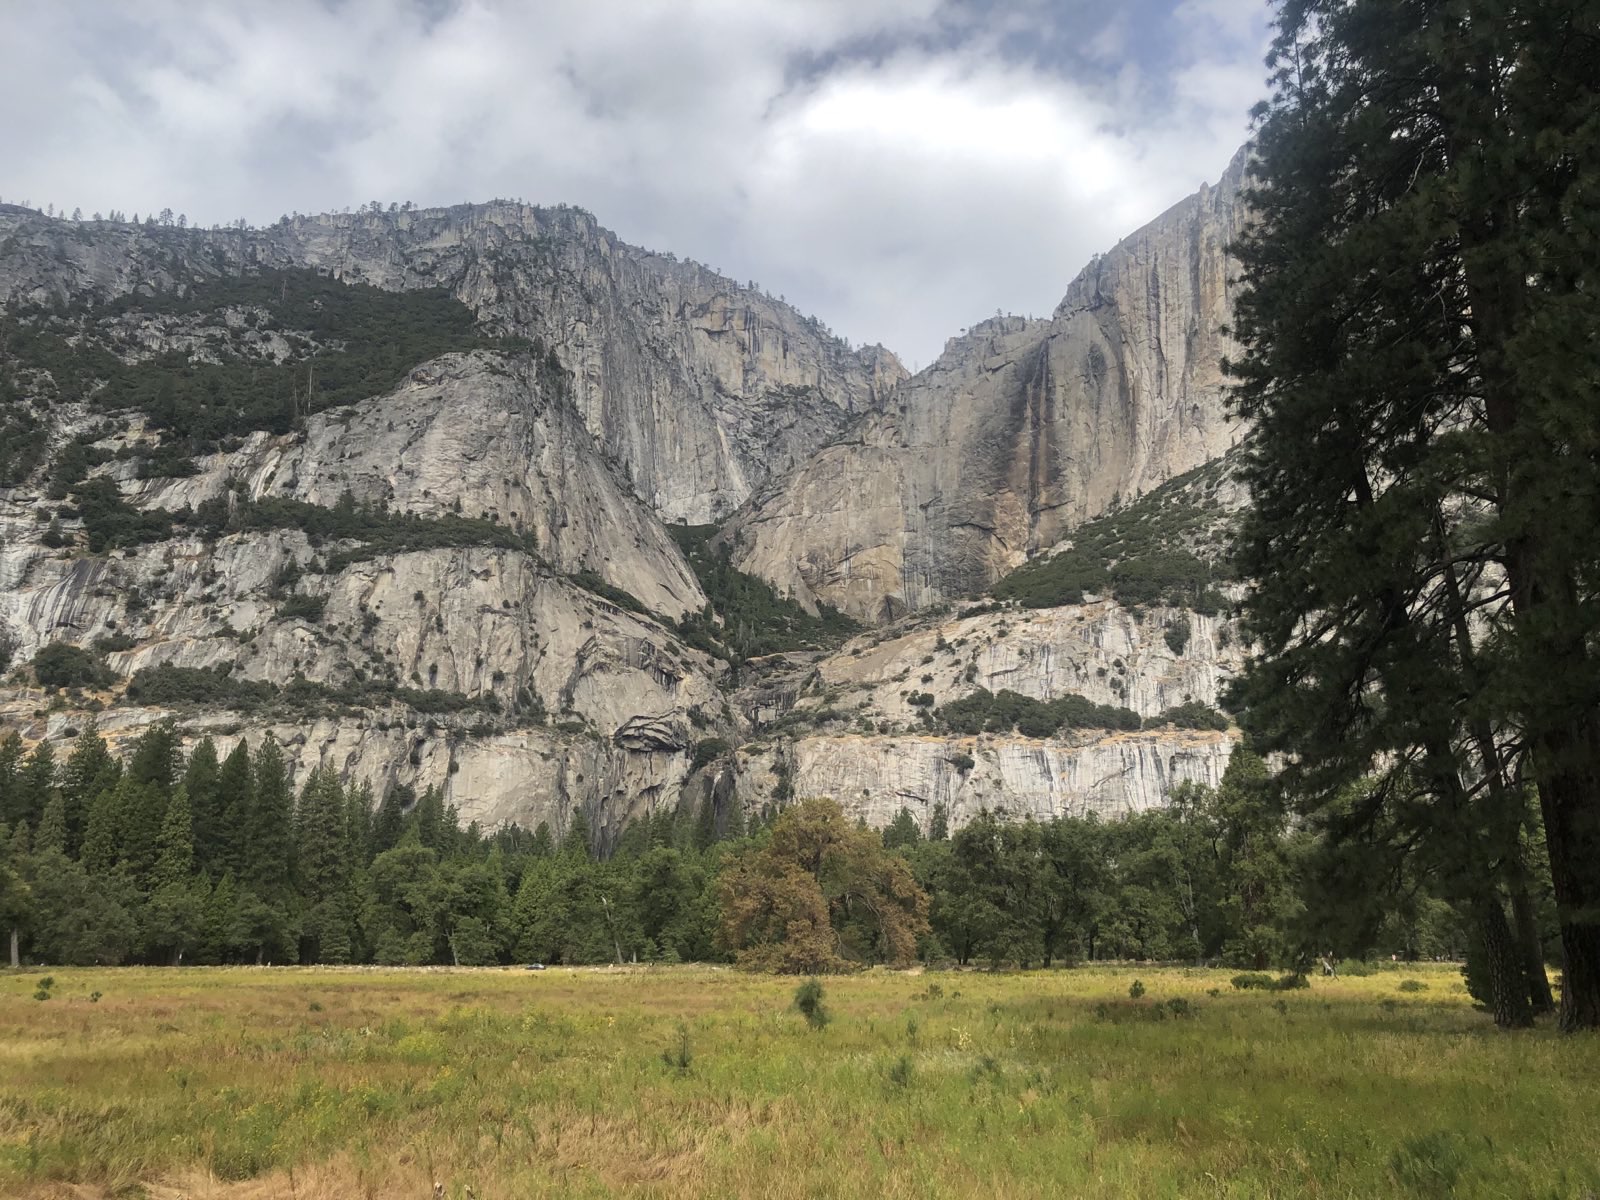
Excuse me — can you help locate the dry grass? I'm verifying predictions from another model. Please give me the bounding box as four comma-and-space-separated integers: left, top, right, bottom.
1, 963, 1596, 1198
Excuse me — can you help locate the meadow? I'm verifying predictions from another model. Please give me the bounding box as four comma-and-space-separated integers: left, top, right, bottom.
1, 963, 1596, 1199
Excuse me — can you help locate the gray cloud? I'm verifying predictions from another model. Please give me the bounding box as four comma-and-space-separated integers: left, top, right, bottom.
1, 0, 1269, 368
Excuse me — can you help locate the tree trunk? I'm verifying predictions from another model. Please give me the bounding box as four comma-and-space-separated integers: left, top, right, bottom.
1452, 92, 1600, 1030
8, 926, 17, 968
1508, 861, 1555, 1016
1478, 894, 1534, 1030
1536, 758, 1600, 1031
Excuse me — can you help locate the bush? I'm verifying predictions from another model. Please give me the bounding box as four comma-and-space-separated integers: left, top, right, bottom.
689, 737, 731, 774
935, 687, 1140, 738
31, 642, 113, 689
793, 978, 830, 1030
1231, 972, 1277, 991
661, 1022, 693, 1072
126, 664, 277, 710
886, 1054, 914, 1090
1129, 979, 1146, 999
276, 594, 327, 624
570, 569, 648, 615
1163, 616, 1191, 655
1148, 701, 1230, 731
1276, 973, 1310, 990
72, 477, 172, 553
1165, 997, 1193, 1018
1398, 979, 1429, 993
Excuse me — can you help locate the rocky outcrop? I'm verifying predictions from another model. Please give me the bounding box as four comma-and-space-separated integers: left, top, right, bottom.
128, 350, 706, 618
810, 601, 1241, 727
727, 147, 1250, 622
732, 729, 1237, 832
0, 204, 906, 524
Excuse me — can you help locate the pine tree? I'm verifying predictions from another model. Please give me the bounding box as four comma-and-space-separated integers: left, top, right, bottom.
0, 734, 22, 828
0, 821, 31, 967
152, 787, 194, 889
145, 786, 203, 964
14, 741, 56, 830
295, 768, 352, 963
215, 740, 254, 878
37, 794, 68, 856
79, 784, 122, 876
113, 775, 167, 884
371, 785, 409, 857
246, 737, 293, 902
127, 719, 182, 797
182, 737, 223, 876
411, 786, 446, 851
60, 721, 117, 858
1227, 0, 1600, 1028
882, 807, 923, 851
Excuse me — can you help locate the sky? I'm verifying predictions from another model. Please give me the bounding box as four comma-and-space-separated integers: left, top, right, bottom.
0, 0, 1271, 370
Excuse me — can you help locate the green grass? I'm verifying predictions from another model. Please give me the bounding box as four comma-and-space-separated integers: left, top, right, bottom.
0, 963, 1594, 1198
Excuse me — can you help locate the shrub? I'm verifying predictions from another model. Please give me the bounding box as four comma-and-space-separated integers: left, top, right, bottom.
1165, 997, 1193, 1018
1129, 979, 1146, 999
886, 1055, 913, 1090
1398, 979, 1429, 993
1231, 972, 1277, 991
1276, 973, 1310, 990
935, 687, 1140, 738
1147, 701, 1230, 731
793, 978, 830, 1030
1163, 616, 1191, 655
276, 593, 327, 624
947, 753, 976, 773
661, 1022, 693, 1072
31, 642, 113, 689
690, 737, 731, 774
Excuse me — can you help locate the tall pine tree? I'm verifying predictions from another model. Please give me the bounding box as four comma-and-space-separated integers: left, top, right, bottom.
1229, 0, 1600, 1028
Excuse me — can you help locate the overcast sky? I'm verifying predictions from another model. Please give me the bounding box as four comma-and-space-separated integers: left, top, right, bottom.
1, 0, 1270, 369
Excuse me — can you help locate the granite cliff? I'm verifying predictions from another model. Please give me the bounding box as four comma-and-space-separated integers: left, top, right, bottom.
0, 151, 1249, 836
726, 146, 1249, 622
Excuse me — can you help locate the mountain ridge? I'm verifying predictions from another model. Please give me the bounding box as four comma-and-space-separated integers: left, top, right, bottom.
0, 150, 1250, 838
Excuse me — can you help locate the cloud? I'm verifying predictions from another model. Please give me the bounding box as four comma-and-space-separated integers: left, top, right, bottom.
0, 0, 1269, 368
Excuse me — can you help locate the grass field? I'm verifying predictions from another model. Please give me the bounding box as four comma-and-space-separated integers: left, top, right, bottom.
1, 963, 1596, 1198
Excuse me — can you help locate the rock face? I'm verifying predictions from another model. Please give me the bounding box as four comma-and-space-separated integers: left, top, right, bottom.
814, 602, 1241, 726
0, 202, 906, 524
132, 351, 706, 619
727, 147, 1250, 622
0, 152, 1253, 834
731, 730, 1237, 832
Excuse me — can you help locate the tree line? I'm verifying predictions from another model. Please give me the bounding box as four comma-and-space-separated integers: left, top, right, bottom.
0, 722, 1521, 995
